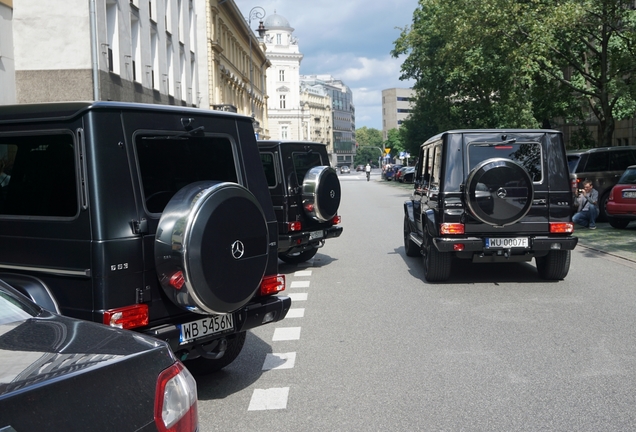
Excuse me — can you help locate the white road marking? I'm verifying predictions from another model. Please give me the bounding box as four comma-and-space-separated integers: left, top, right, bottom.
262, 352, 297, 370
285, 308, 305, 318
294, 270, 312, 277
248, 387, 290, 411
288, 293, 308, 301
290, 280, 310, 288
273, 327, 301, 341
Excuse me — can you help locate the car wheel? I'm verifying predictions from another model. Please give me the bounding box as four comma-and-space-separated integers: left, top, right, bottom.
404, 216, 420, 257
608, 218, 630, 229
302, 166, 341, 222
423, 232, 451, 282
465, 158, 534, 226
184, 332, 246, 375
279, 247, 319, 264
598, 192, 610, 222
154, 181, 269, 314
535, 250, 571, 280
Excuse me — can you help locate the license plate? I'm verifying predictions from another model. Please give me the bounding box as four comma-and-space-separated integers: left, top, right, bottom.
485, 237, 529, 249
179, 314, 234, 343
310, 230, 324, 240
623, 190, 636, 199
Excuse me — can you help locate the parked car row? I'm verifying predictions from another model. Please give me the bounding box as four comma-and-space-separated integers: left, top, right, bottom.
606, 165, 636, 228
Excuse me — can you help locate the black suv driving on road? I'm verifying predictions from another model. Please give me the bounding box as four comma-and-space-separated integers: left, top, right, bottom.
258, 140, 343, 264
0, 101, 291, 373
404, 130, 578, 282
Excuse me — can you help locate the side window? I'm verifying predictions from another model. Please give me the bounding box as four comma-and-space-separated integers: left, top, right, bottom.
260, 152, 277, 187
585, 152, 609, 172
0, 134, 77, 217
609, 150, 636, 171
431, 145, 442, 185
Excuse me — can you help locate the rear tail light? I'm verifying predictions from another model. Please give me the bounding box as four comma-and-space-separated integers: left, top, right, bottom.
332, 215, 341, 224
260, 274, 286, 295
287, 221, 302, 232
103, 304, 149, 329
440, 223, 465, 235
169, 271, 185, 290
550, 222, 574, 233
571, 178, 580, 194
155, 361, 198, 432
453, 243, 465, 251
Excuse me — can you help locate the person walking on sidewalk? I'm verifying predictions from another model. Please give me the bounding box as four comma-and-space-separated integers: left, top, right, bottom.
573, 180, 599, 229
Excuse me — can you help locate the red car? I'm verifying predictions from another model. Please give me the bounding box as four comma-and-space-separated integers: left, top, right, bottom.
606, 165, 636, 228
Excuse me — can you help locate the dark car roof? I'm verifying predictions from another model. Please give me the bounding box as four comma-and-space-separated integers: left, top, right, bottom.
423, 129, 562, 145
0, 101, 248, 124
567, 146, 636, 156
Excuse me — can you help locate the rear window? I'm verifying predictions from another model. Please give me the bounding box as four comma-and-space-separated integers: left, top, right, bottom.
260, 152, 277, 187
567, 155, 581, 172
618, 167, 636, 185
467, 142, 543, 182
292, 151, 324, 184
136, 133, 238, 213
0, 133, 78, 217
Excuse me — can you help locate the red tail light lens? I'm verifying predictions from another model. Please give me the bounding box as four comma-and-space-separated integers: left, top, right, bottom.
287, 221, 302, 232
155, 362, 198, 432
169, 271, 185, 290
260, 274, 286, 295
103, 304, 149, 329
440, 223, 465, 235
550, 222, 574, 233
332, 215, 341, 224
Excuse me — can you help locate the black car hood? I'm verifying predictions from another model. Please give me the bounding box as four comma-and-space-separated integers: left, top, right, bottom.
0, 311, 170, 397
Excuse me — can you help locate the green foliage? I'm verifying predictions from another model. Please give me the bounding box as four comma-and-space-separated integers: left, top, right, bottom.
355, 127, 383, 148
354, 146, 383, 167
393, 0, 636, 147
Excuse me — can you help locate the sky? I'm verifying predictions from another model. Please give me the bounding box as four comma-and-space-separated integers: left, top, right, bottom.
233, 0, 419, 130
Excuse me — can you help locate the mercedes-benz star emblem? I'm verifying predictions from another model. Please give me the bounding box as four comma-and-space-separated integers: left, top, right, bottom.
231, 240, 245, 259
330, 189, 335, 199
496, 188, 507, 199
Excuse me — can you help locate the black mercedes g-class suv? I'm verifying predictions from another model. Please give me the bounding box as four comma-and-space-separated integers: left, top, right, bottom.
0, 101, 291, 373
404, 130, 578, 282
258, 140, 343, 264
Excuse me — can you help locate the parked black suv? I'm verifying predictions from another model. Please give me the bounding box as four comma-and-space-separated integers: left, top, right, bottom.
258, 140, 343, 264
0, 101, 291, 373
404, 130, 578, 282
567, 146, 636, 220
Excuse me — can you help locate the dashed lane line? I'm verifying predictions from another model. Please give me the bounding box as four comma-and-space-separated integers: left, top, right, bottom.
272, 327, 301, 341
288, 292, 308, 301
247, 387, 290, 411
285, 308, 305, 318
262, 352, 297, 370
290, 280, 310, 289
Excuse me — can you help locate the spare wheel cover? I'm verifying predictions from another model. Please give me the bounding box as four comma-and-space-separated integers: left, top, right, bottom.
302, 166, 341, 222
155, 181, 268, 314
465, 158, 534, 226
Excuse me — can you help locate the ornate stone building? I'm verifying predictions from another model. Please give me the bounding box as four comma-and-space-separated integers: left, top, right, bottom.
196, 0, 270, 138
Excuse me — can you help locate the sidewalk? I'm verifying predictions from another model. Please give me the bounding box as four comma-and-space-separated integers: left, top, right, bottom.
574, 222, 636, 262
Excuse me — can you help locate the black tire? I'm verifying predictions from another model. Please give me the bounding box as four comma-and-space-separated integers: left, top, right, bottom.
608, 218, 630, 229
465, 158, 534, 226
535, 250, 571, 280
302, 166, 341, 222
598, 192, 610, 222
278, 247, 319, 264
184, 332, 246, 375
404, 216, 420, 257
423, 232, 451, 282
154, 182, 269, 314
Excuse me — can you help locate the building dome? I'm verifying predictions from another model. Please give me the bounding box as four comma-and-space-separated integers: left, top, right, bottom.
264, 12, 293, 31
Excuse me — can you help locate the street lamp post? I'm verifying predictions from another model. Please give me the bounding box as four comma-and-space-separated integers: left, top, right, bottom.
247, 7, 266, 121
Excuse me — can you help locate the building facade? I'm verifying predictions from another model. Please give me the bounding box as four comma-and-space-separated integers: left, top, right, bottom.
196, 0, 270, 138
381, 88, 414, 141
12, 0, 198, 105
0, 0, 15, 105
301, 75, 355, 168
262, 12, 304, 142
299, 83, 332, 148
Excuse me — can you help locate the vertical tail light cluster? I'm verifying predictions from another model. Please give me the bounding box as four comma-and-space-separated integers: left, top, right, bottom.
155, 361, 198, 432
260, 274, 286, 296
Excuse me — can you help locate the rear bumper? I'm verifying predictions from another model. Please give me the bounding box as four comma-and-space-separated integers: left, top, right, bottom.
278, 225, 343, 251
607, 202, 636, 217
142, 295, 292, 353
434, 236, 578, 253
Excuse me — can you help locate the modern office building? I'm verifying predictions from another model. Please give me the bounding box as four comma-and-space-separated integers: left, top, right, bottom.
301, 75, 355, 168
11, 0, 198, 106
382, 88, 415, 140
196, 0, 270, 138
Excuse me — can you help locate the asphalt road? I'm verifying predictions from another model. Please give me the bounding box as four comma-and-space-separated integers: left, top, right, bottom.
195, 170, 636, 431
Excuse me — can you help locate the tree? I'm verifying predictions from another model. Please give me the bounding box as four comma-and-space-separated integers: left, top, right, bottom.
384, 128, 405, 160
355, 126, 383, 148
392, 0, 636, 147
